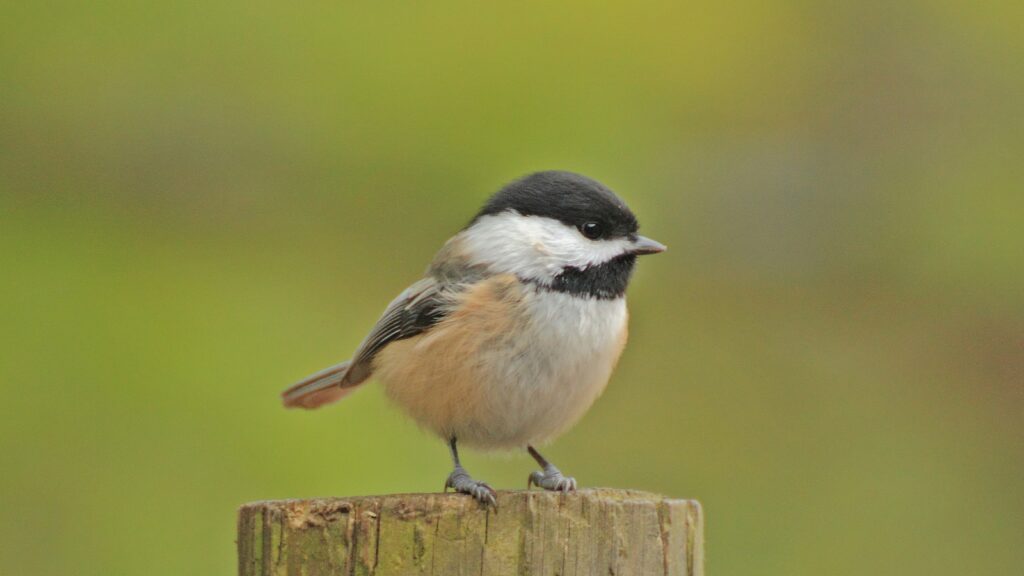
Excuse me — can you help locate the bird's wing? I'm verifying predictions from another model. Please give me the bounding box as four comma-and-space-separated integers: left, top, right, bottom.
342, 276, 454, 386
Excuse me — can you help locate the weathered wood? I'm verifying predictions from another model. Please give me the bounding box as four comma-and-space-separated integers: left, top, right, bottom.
238, 488, 703, 576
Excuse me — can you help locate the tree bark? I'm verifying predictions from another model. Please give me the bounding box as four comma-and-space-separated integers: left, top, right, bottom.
238, 488, 703, 576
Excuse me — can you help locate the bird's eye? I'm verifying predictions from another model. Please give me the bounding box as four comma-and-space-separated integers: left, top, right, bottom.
580, 221, 604, 240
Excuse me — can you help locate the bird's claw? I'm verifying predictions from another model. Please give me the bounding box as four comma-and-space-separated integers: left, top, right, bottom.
527, 464, 577, 493
445, 466, 497, 507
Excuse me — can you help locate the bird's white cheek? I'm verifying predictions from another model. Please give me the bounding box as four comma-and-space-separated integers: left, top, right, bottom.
462, 213, 631, 282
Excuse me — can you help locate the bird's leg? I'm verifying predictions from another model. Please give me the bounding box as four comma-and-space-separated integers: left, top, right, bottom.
443, 437, 497, 506
527, 445, 577, 492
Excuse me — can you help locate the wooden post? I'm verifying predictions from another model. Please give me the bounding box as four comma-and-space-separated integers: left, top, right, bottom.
238, 488, 703, 576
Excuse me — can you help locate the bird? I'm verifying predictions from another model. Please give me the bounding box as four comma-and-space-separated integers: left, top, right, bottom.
282, 170, 665, 506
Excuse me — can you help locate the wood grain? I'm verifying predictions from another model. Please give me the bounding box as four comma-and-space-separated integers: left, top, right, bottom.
238, 488, 703, 576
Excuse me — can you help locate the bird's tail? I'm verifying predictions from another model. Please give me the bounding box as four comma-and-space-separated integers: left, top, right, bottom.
281, 360, 356, 409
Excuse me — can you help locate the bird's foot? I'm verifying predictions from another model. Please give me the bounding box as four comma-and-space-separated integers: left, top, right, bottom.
444, 465, 497, 506
528, 463, 577, 493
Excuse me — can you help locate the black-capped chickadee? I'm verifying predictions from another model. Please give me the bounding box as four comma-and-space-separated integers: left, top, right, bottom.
282, 171, 665, 505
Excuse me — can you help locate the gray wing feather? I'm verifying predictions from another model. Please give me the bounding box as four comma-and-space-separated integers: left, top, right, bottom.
343, 277, 451, 385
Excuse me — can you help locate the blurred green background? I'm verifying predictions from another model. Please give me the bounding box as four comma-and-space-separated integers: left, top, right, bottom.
2, 2, 1022, 575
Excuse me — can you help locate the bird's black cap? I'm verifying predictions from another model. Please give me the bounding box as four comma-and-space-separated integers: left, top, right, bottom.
472, 171, 639, 239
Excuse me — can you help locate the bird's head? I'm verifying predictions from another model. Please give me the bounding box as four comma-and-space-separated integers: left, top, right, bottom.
459, 171, 665, 298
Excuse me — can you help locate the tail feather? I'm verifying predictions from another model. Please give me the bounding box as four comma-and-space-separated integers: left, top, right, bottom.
281, 361, 355, 409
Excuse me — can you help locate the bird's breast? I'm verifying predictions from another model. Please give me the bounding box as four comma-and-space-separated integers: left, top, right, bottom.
374, 275, 629, 449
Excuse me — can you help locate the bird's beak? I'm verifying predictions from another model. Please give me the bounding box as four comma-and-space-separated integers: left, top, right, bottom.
631, 235, 667, 255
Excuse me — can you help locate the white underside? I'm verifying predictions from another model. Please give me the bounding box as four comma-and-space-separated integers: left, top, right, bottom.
448, 290, 627, 449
